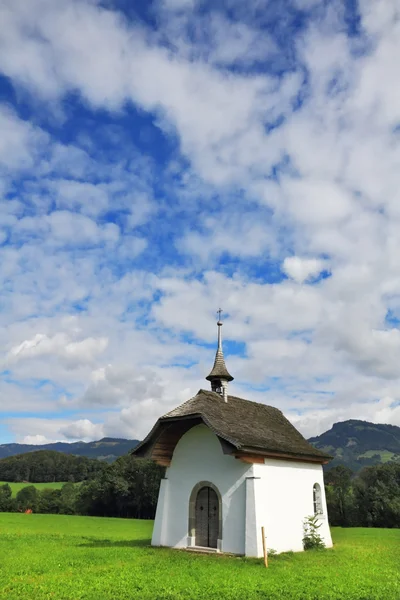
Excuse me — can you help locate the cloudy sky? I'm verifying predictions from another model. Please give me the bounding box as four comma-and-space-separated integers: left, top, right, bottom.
1, 0, 400, 445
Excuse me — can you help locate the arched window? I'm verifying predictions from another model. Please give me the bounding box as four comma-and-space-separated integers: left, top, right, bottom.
313, 483, 323, 515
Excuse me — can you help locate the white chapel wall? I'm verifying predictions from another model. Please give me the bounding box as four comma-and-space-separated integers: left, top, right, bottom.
155, 424, 251, 554
252, 459, 333, 554
152, 424, 333, 556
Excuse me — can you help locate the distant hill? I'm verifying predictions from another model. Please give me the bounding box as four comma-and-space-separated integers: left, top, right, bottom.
308, 420, 400, 471
0, 437, 139, 463
3, 420, 399, 472
0, 450, 107, 483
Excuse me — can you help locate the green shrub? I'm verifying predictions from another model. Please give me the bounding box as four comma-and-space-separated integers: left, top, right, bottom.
302, 515, 325, 550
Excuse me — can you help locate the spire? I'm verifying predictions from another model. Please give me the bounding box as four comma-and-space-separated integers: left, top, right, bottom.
206, 309, 233, 402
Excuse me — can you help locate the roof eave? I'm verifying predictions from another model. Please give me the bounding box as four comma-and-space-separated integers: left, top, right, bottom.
206, 372, 234, 382
130, 418, 163, 457
238, 445, 333, 464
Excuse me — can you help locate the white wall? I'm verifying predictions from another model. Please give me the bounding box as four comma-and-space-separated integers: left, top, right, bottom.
253, 459, 333, 554
152, 424, 333, 556
152, 424, 251, 554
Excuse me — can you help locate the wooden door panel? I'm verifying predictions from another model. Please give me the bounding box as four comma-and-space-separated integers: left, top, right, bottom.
195, 486, 209, 547
195, 486, 219, 548
208, 488, 218, 548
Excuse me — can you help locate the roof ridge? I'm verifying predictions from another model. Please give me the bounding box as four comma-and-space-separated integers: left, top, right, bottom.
162, 389, 203, 418
198, 388, 283, 413
229, 395, 283, 413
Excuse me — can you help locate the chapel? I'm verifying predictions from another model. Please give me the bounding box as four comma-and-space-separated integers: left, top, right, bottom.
132, 317, 332, 556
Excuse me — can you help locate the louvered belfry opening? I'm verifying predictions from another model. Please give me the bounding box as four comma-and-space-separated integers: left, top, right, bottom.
195, 486, 219, 548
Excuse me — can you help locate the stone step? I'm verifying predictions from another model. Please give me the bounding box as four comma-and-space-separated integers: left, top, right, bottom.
186, 546, 219, 554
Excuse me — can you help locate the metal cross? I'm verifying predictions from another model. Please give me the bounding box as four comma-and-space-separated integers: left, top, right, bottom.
217, 308, 223, 321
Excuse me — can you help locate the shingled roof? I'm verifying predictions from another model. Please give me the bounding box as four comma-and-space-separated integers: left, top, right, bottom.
206, 348, 234, 382
132, 389, 332, 464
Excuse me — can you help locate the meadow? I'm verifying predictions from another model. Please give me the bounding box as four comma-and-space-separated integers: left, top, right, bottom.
0, 514, 398, 600
0, 481, 67, 496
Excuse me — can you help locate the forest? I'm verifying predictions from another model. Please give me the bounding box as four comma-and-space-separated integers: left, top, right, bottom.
0, 454, 164, 519
0, 451, 398, 527
0, 450, 107, 482
325, 463, 400, 528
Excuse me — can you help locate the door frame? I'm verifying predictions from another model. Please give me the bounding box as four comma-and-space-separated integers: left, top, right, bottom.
188, 481, 222, 551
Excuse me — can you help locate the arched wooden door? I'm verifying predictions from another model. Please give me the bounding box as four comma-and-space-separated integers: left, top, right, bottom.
195, 486, 219, 548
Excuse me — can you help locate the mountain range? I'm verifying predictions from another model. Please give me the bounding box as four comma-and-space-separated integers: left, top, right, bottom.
308, 419, 400, 471
0, 437, 139, 463
0, 420, 399, 471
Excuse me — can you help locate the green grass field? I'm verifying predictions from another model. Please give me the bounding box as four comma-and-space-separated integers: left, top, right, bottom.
358, 450, 398, 462
0, 514, 398, 600
0, 481, 67, 496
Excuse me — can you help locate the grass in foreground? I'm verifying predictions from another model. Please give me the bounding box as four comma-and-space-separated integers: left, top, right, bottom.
0, 481, 67, 496
0, 513, 399, 600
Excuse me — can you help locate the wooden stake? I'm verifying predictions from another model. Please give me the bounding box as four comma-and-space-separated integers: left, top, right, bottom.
261, 526, 268, 568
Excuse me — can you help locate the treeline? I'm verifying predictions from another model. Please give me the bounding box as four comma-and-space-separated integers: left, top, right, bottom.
325, 463, 400, 528
1, 450, 398, 528
0, 450, 107, 483
0, 455, 164, 519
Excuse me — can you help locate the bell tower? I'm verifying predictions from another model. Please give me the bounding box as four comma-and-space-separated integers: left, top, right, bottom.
206, 309, 234, 402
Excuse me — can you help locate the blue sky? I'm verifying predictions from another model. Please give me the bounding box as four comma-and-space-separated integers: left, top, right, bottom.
1, 0, 400, 444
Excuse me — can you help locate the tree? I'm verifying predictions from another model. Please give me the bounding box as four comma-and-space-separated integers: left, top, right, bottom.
16, 486, 39, 512
39, 489, 61, 514
59, 482, 78, 514
74, 457, 164, 519
0, 484, 12, 512
111, 456, 164, 518
325, 465, 354, 526
353, 463, 400, 528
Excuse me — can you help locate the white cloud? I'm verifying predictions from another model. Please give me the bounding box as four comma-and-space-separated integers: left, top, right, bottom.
47, 211, 119, 247
51, 180, 109, 217
8, 332, 108, 367
0, 0, 296, 184
8, 417, 104, 444
77, 365, 166, 408
0, 105, 48, 171
59, 419, 104, 441
334, 326, 400, 380
283, 256, 327, 283
1, 0, 400, 443
22, 435, 53, 445
180, 212, 276, 263
283, 179, 354, 226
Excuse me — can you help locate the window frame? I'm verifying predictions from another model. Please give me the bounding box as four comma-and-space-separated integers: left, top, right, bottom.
313, 483, 323, 516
